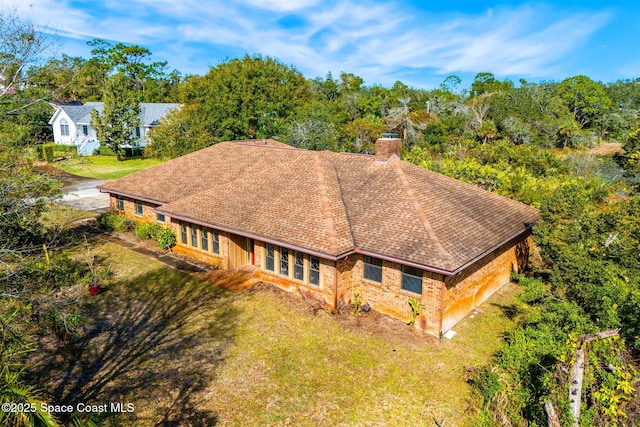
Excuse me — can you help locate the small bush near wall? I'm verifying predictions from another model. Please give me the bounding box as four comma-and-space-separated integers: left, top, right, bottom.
96, 212, 134, 232
154, 227, 176, 250
135, 222, 163, 240
134, 222, 176, 250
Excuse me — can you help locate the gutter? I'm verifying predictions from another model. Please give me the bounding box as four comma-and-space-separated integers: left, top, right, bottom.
356, 248, 455, 276
121, 195, 537, 278
156, 210, 342, 261
98, 188, 167, 207
446, 220, 538, 276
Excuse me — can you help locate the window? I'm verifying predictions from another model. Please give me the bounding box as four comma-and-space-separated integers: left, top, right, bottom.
294, 251, 304, 281
135, 127, 141, 138
116, 195, 124, 211
265, 243, 275, 272
60, 119, 69, 136
401, 265, 423, 294
201, 228, 209, 251
156, 213, 165, 222
280, 248, 289, 277
309, 256, 320, 286
363, 256, 383, 283
135, 200, 143, 216
191, 225, 198, 248
181, 223, 187, 244
212, 229, 220, 254
82, 125, 88, 136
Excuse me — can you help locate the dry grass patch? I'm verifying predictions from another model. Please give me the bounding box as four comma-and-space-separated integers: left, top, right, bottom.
29, 240, 522, 426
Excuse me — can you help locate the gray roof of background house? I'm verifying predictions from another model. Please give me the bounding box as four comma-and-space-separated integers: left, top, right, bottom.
52, 102, 180, 126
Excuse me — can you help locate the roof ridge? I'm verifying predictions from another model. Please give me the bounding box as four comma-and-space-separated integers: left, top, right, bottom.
330, 153, 358, 249
314, 154, 339, 253
391, 159, 453, 264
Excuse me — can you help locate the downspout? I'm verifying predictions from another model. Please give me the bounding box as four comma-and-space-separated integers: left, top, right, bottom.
333, 260, 339, 313
438, 276, 446, 338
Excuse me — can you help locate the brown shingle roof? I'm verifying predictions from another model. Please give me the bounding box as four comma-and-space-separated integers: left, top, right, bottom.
99, 141, 538, 274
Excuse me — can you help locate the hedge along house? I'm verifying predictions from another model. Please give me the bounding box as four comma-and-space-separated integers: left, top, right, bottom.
98, 138, 538, 336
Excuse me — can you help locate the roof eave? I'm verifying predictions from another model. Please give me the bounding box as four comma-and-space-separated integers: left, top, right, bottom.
448, 220, 538, 275
98, 188, 167, 206
155, 209, 343, 261
355, 248, 455, 276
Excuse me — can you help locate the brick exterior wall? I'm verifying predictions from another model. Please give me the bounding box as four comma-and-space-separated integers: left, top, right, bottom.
336, 254, 446, 335
170, 221, 230, 269
254, 241, 337, 309
109, 194, 159, 222
107, 193, 532, 338
441, 234, 531, 333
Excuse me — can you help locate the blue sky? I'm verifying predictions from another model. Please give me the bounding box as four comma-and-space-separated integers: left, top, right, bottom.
3, 0, 640, 89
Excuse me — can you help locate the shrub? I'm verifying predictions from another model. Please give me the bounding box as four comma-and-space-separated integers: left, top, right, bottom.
154, 227, 176, 250
44, 306, 82, 344
53, 143, 77, 157
135, 222, 163, 240
134, 222, 175, 249
96, 212, 134, 232
35, 144, 44, 160
43, 144, 54, 162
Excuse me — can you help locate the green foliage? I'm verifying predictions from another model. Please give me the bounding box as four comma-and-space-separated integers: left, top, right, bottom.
283, 101, 340, 151
470, 72, 514, 97
145, 105, 213, 159
556, 75, 613, 129
407, 297, 423, 328
468, 366, 502, 403
134, 221, 163, 240
588, 339, 637, 426
134, 222, 175, 250
96, 212, 134, 232
0, 147, 59, 249
351, 293, 362, 315
52, 144, 77, 157
90, 74, 141, 159
43, 144, 54, 162
183, 55, 311, 141
618, 127, 640, 178
0, 363, 60, 427
85, 38, 178, 102
34, 144, 44, 160
154, 227, 176, 250
43, 306, 82, 343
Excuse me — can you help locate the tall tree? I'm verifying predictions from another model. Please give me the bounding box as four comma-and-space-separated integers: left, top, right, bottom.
91, 74, 141, 159
84, 39, 179, 102
470, 72, 513, 97
556, 75, 612, 129
148, 55, 311, 158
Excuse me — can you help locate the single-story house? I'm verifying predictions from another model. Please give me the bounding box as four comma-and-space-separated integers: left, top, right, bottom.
48, 102, 180, 155
98, 137, 538, 336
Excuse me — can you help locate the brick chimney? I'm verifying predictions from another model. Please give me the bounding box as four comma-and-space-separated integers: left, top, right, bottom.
374, 135, 402, 162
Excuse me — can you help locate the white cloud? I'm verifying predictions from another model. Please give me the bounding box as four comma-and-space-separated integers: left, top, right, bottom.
2, 0, 615, 86
240, 0, 321, 13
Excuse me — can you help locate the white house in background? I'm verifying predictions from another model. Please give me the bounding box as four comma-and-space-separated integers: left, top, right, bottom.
48, 102, 180, 155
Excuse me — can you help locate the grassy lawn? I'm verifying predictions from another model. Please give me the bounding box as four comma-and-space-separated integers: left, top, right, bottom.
56, 155, 164, 179
29, 239, 523, 426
